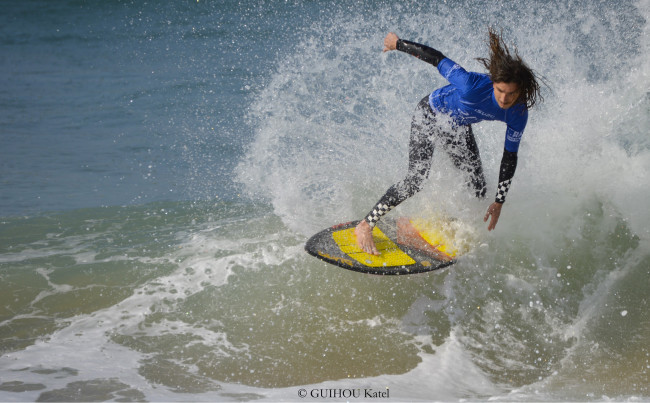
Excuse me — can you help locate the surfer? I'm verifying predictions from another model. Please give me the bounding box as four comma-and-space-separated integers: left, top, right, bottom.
356, 29, 543, 255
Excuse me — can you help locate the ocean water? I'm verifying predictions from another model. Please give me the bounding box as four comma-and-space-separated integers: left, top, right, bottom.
1, 0, 649, 401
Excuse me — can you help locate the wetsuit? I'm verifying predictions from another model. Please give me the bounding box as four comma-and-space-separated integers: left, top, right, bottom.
364, 39, 525, 228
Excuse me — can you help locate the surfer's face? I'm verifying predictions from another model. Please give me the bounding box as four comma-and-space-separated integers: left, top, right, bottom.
493, 82, 520, 109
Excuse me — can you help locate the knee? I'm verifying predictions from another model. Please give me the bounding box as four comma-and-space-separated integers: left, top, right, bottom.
475, 185, 487, 199
471, 174, 487, 198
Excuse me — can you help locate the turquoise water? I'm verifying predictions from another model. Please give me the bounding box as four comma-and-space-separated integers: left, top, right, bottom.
1, 0, 649, 401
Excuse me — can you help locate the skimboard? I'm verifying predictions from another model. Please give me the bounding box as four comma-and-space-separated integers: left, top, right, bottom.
305, 216, 468, 275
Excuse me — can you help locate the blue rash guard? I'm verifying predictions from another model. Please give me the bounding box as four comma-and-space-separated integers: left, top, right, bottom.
430, 58, 528, 153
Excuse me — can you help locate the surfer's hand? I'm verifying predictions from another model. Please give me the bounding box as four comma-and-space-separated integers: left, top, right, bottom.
484, 202, 503, 231
383, 32, 399, 52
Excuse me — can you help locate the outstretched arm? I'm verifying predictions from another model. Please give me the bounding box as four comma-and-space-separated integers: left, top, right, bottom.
383, 32, 446, 67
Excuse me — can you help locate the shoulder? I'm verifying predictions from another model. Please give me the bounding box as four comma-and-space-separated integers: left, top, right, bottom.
440, 60, 489, 89
439, 58, 484, 78
437, 58, 463, 78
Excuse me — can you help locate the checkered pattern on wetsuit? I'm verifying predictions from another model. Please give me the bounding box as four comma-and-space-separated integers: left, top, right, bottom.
495, 179, 512, 203
366, 203, 391, 228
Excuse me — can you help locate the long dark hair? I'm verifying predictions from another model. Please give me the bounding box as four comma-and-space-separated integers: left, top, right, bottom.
476, 28, 543, 109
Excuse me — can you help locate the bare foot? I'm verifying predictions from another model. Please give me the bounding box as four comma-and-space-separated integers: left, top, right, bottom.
396, 218, 453, 262
354, 220, 379, 255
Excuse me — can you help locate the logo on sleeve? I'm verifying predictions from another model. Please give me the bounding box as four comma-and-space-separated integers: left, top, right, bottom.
506, 129, 523, 143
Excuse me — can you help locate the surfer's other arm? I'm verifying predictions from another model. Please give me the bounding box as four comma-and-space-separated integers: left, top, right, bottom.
495, 149, 517, 203
484, 149, 518, 231
383, 32, 446, 67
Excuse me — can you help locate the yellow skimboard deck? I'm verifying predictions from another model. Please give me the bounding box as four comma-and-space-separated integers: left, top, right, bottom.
305, 218, 458, 275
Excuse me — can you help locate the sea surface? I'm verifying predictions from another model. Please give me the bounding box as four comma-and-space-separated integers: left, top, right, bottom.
1, 0, 649, 401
